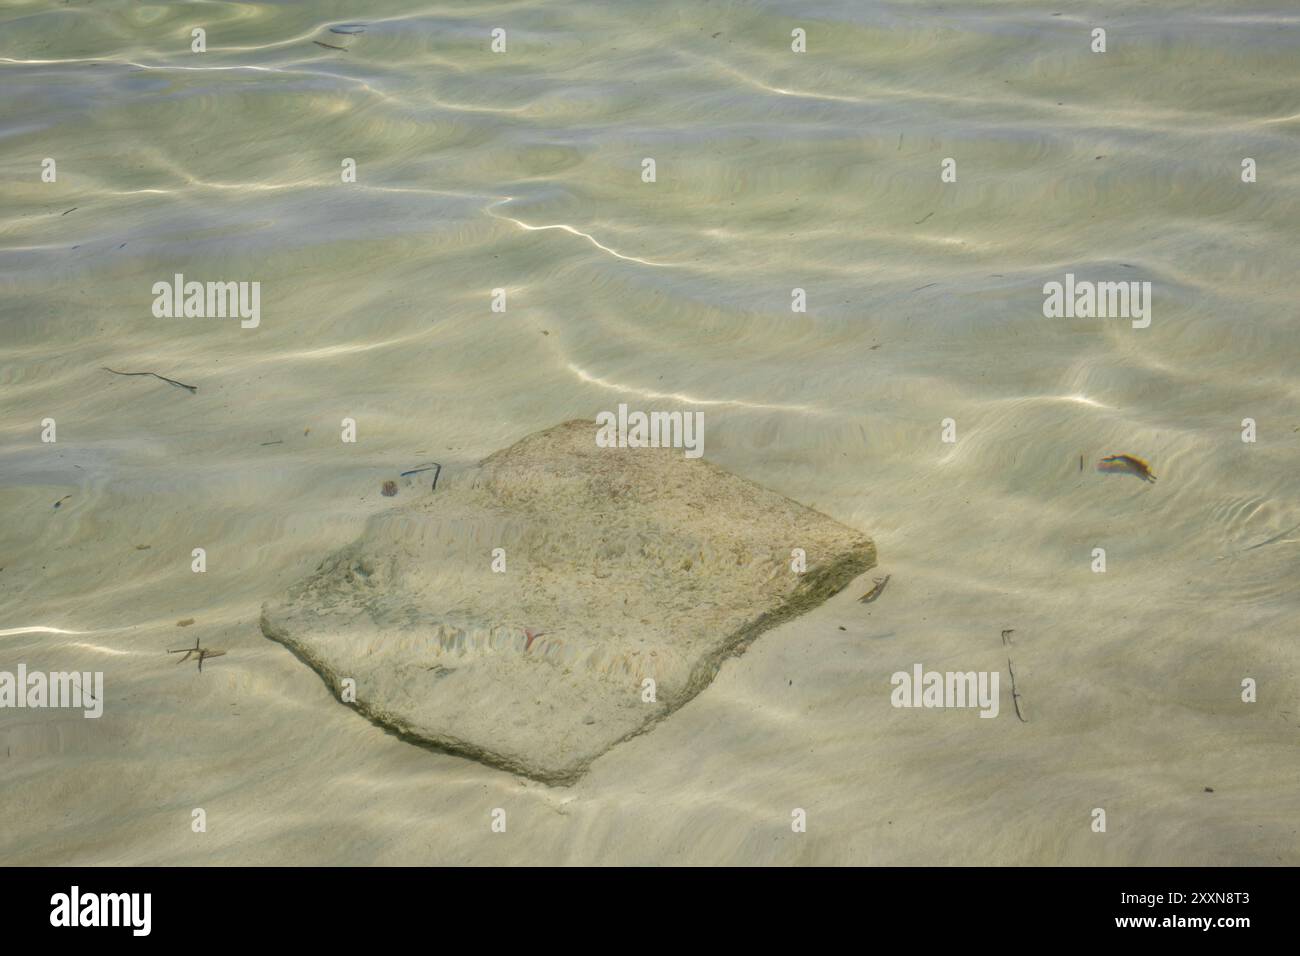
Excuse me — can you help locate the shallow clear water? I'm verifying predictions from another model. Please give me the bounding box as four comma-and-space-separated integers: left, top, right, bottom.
2, 0, 1298, 864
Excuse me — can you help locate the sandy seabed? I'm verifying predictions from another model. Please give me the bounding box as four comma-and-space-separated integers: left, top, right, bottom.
2, 0, 1298, 865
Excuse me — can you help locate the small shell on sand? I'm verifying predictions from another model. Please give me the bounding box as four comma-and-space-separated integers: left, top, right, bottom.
1097, 454, 1157, 482
381, 480, 398, 497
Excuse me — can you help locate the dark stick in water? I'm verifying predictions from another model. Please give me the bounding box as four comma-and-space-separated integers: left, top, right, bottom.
400, 462, 442, 491
1007, 657, 1027, 722
102, 367, 197, 393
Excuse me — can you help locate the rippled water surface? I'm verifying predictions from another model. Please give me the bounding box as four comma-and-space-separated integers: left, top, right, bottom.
2, 0, 1298, 864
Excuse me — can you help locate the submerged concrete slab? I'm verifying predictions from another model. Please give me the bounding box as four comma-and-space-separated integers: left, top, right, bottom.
261, 420, 875, 783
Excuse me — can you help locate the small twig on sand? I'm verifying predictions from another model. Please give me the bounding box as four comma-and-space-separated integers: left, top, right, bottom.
400, 462, 442, 491
168, 635, 226, 672
1242, 521, 1300, 552
1007, 656, 1027, 722
102, 367, 197, 394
